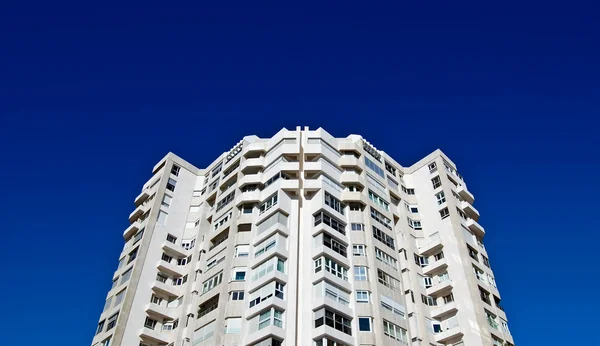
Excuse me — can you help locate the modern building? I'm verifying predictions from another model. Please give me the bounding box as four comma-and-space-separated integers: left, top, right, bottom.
91, 126, 514, 346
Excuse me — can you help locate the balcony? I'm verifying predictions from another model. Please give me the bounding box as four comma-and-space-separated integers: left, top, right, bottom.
431, 302, 458, 319
340, 171, 365, 187
434, 324, 463, 344
139, 327, 172, 344
460, 201, 480, 221
238, 173, 262, 188
145, 303, 175, 320
340, 191, 368, 205
426, 279, 453, 297
246, 324, 286, 346
457, 185, 474, 204
417, 233, 443, 256
151, 281, 181, 297
312, 325, 354, 346
157, 260, 187, 278
338, 156, 362, 170
161, 241, 188, 258
466, 218, 485, 238
129, 203, 149, 223
134, 189, 150, 206
423, 258, 448, 276
235, 190, 261, 206
241, 157, 265, 173
123, 221, 141, 240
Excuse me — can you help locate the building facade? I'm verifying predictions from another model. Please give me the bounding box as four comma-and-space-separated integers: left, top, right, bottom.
91, 127, 514, 346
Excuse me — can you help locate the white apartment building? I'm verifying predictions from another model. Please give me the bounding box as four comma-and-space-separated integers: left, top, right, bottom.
91, 126, 514, 346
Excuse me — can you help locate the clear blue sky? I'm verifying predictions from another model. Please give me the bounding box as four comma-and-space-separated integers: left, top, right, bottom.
1, 1, 597, 345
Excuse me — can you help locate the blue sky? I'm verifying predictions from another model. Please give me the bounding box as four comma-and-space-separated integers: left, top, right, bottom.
1, 1, 598, 345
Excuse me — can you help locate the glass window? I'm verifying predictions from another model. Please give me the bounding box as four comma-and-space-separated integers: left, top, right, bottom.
358, 317, 372, 331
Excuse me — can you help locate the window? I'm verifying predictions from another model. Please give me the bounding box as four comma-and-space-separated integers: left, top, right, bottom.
132, 229, 144, 245
473, 265, 486, 282
488, 274, 497, 287
161, 194, 172, 207
358, 317, 372, 331
96, 320, 105, 335
410, 206, 418, 213
366, 173, 387, 195
456, 207, 467, 219
479, 286, 491, 304
263, 171, 290, 188
211, 163, 223, 177
315, 256, 348, 281
257, 212, 288, 235
385, 161, 397, 175
486, 310, 499, 330
202, 272, 223, 294
249, 281, 285, 308
431, 176, 442, 189
351, 223, 364, 231
467, 245, 479, 261
242, 204, 253, 214
173, 275, 187, 286
370, 208, 392, 230
257, 308, 284, 330
375, 247, 398, 270
372, 226, 395, 250
407, 217, 422, 230
377, 269, 402, 291
380, 296, 406, 317
120, 268, 132, 285
251, 257, 286, 281
114, 289, 126, 306
230, 291, 245, 301
482, 255, 491, 268
356, 291, 370, 303
162, 320, 178, 331
368, 190, 389, 211
166, 234, 176, 244
401, 186, 415, 195
166, 178, 176, 191
171, 164, 180, 176
235, 245, 249, 257
106, 312, 119, 331
365, 157, 384, 178
254, 237, 277, 258
157, 210, 168, 225
439, 207, 450, 219
307, 227, 337, 253
434, 251, 444, 261
354, 266, 368, 281
428, 162, 437, 173
231, 267, 247, 281
101, 336, 111, 346
314, 211, 346, 235
216, 191, 235, 212
161, 253, 173, 263
352, 244, 366, 257
206, 254, 225, 270
251, 338, 283, 346
348, 202, 362, 211
414, 254, 429, 267
383, 320, 407, 342
314, 308, 352, 335
421, 294, 437, 306
501, 319, 510, 333
259, 193, 278, 215
436, 191, 446, 205
324, 192, 345, 215
193, 321, 216, 343
315, 281, 350, 306
213, 211, 232, 230
443, 293, 454, 304
225, 317, 242, 334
